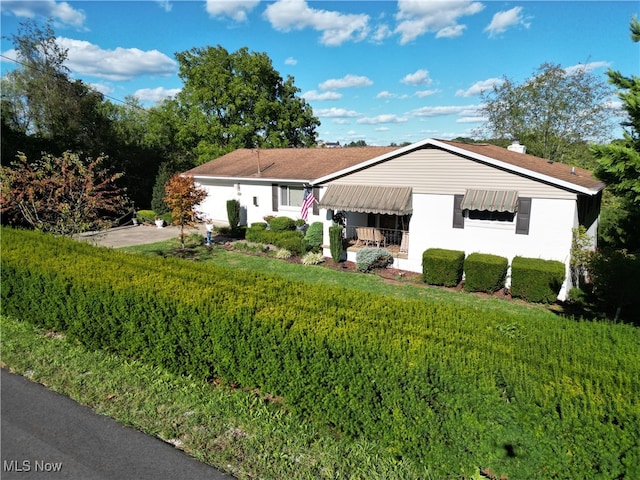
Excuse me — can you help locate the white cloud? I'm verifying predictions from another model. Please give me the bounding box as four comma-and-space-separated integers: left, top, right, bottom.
376, 90, 395, 99
284, 57, 297, 66
410, 104, 478, 117
395, 0, 484, 44
302, 90, 342, 101
156, 0, 172, 13
206, 0, 259, 22
1, 0, 86, 28
57, 37, 177, 81
264, 0, 370, 46
455, 78, 504, 97
457, 116, 486, 123
315, 107, 361, 118
436, 24, 466, 39
372, 24, 393, 43
319, 74, 373, 90
134, 86, 181, 103
415, 89, 440, 98
401, 69, 432, 86
565, 61, 611, 75
357, 114, 408, 125
484, 7, 530, 38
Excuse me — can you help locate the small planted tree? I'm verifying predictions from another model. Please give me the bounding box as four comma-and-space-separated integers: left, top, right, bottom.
163, 174, 207, 248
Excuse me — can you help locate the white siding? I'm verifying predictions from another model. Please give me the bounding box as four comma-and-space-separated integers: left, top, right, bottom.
196, 179, 322, 226
331, 148, 576, 199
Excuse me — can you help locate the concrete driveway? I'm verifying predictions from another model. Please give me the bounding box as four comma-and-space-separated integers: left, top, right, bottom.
78, 224, 209, 248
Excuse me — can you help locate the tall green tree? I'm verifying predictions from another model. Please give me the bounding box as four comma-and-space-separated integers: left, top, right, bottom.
173, 46, 319, 163
590, 15, 640, 251
478, 63, 614, 165
2, 19, 112, 157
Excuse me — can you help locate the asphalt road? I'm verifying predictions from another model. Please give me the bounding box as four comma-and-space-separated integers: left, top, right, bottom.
1, 369, 232, 480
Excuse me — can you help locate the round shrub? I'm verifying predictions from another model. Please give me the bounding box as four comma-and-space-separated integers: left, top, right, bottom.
356, 248, 393, 273
269, 216, 296, 232
304, 222, 324, 251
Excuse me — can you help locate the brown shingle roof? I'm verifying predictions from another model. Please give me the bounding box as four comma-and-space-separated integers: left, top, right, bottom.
436, 140, 605, 192
184, 140, 605, 194
184, 147, 398, 181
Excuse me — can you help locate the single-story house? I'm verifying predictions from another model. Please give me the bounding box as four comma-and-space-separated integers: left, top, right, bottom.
184, 138, 604, 299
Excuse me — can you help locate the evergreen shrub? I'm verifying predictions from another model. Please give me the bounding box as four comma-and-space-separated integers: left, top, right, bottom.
3, 227, 640, 479
329, 225, 344, 263
422, 248, 465, 286
304, 222, 324, 251
245, 225, 306, 255
510, 256, 565, 303
136, 210, 156, 224
464, 253, 508, 293
269, 216, 296, 232
356, 248, 393, 273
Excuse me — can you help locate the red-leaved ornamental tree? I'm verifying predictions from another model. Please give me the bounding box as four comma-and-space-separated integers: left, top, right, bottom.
0, 151, 126, 236
163, 174, 207, 248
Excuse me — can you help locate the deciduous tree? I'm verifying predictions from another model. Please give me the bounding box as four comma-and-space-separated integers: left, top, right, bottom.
173, 46, 319, 163
0, 151, 127, 236
163, 174, 207, 248
478, 63, 614, 165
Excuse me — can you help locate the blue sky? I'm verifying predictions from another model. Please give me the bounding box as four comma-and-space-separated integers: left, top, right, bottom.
1, 1, 638, 146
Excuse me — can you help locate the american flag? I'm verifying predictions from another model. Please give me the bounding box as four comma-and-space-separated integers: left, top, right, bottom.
300, 186, 316, 222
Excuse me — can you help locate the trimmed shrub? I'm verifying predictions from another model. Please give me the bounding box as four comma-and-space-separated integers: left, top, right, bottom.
136, 210, 156, 224
356, 248, 393, 273
2, 227, 640, 479
464, 253, 508, 293
245, 225, 306, 255
227, 199, 241, 229
422, 248, 465, 286
329, 225, 344, 263
511, 256, 565, 303
304, 222, 324, 251
269, 216, 296, 232
250, 222, 267, 230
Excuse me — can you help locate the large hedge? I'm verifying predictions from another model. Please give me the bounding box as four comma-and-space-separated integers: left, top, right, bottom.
2, 227, 639, 479
510, 256, 565, 303
464, 253, 508, 293
422, 248, 465, 286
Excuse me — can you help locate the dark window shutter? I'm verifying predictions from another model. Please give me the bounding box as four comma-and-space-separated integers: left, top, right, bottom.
272, 184, 279, 212
312, 186, 320, 215
515, 197, 531, 235
452, 194, 464, 229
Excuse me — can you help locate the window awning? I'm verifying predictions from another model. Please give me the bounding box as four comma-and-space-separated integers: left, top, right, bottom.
461, 189, 519, 213
319, 185, 412, 215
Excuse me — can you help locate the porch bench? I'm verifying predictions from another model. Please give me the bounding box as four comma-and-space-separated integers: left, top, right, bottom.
356, 227, 386, 248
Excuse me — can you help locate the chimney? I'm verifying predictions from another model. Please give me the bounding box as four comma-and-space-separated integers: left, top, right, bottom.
507, 140, 526, 154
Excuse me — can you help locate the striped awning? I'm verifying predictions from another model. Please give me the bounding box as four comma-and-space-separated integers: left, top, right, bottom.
319, 185, 412, 215
461, 189, 519, 213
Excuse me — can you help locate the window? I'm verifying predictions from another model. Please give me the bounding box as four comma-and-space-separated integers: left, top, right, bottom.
280, 185, 304, 207
468, 210, 515, 222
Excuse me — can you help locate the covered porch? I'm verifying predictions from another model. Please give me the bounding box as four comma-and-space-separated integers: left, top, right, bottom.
319, 184, 412, 259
